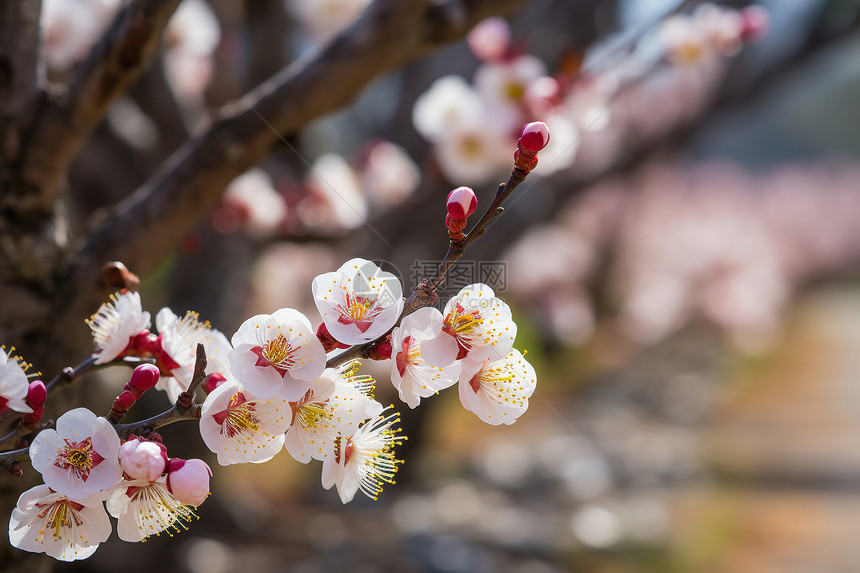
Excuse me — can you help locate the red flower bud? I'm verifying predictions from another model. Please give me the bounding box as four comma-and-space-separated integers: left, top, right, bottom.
317, 323, 350, 352
128, 363, 160, 391
446, 186, 478, 220
202, 372, 227, 394
25, 381, 47, 408
518, 121, 550, 153
368, 337, 392, 361
20, 381, 47, 427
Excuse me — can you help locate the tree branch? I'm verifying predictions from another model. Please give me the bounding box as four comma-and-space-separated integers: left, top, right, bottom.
0, 1, 42, 121
76, 0, 528, 279
19, 0, 181, 212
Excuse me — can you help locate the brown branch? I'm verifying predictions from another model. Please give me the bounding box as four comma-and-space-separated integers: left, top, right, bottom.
0, 355, 153, 431
0, 1, 42, 121
0, 420, 52, 452
19, 0, 181, 212
0, 448, 29, 475
76, 0, 528, 279
0, 349, 204, 472
113, 404, 202, 441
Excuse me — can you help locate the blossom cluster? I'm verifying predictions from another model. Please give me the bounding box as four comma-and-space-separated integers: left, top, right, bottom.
13, 404, 211, 560
7, 250, 536, 560
505, 161, 860, 353
412, 4, 767, 185
214, 140, 421, 238
41, 0, 221, 104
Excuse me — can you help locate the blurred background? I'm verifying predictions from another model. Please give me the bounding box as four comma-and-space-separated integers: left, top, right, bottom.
10, 0, 860, 571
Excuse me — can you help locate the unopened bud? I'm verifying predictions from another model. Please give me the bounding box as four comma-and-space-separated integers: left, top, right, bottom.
368, 337, 392, 361
446, 187, 478, 220
317, 323, 350, 353
20, 381, 47, 427
202, 372, 227, 394
518, 121, 550, 153
166, 458, 212, 506
25, 381, 46, 408
119, 439, 168, 482
128, 363, 160, 391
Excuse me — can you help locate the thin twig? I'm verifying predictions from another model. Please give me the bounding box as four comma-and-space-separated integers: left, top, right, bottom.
1, 448, 30, 475
0, 348, 205, 471
0, 420, 53, 452
0, 355, 153, 432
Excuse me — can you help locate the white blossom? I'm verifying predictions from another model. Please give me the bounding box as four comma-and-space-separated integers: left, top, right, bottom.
228, 309, 326, 400
9, 485, 111, 561
312, 258, 404, 345
420, 283, 517, 368
200, 380, 291, 465
389, 308, 461, 409
321, 409, 404, 503
155, 307, 228, 402
284, 364, 382, 463
30, 408, 122, 500
0, 348, 33, 414
458, 349, 536, 425
86, 291, 151, 365
412, 76, 483, 142
106, 478, 198, 542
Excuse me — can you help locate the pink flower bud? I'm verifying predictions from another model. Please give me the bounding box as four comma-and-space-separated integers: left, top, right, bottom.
119, 439, 168, 482
128, 363, 160, 391
518, 122, 550, 153
446, 187, 478, 220
202, 372, 227, 394
166, 458, 212, 506
20, 381, 47, 427
316, 322, 350, 352
25, 381, 47, 408
467, 17, 511, 62
368, 337, 392, 361
740, 6, 769, 43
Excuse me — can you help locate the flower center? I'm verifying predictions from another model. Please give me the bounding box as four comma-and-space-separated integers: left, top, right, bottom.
337, 293, 384, 333
347, 294, 373, 320
395, 336, 416, 377
251, 333, 298, 378
36, 500, 85, 541
290, 389, 330, 429
212, 392, 260, 438
54, 438, 104, 482
442, 302, 484, 359
460, 135, 483, 159
333, 435, 355, 464
505, 81, 526, 101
